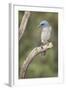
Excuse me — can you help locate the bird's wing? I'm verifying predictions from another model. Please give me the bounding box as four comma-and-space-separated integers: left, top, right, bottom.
46, 26, 52, 40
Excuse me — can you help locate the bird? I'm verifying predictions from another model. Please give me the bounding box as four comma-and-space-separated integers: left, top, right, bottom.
39, 20, 52, 55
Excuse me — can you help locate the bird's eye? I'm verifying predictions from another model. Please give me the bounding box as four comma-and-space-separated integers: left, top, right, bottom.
41, 24, 44, 25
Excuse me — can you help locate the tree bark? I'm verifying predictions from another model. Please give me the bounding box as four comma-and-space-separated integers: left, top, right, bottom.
20, 42, 53, 78
19, 11, 30, 40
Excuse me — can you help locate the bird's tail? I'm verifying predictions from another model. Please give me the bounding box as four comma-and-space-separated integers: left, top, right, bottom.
41, 50, 46, 56
40, 51, 46, 61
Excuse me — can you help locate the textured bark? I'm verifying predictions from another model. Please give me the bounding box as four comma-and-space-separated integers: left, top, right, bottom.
20, 42, 53, 78
19, 11, 30, 40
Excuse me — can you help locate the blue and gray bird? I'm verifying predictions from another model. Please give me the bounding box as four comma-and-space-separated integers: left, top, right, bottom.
39, 20, 52, 45
39, 20, 52, 54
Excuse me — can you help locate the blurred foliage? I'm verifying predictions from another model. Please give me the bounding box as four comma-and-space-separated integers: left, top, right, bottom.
19, 11, 58, 78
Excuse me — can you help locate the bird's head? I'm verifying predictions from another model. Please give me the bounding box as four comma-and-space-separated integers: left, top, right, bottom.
39, 20, 49, 29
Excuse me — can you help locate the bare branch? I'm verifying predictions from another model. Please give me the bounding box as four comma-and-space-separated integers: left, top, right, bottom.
19, 11, 30, 40
20, 42, 53, 78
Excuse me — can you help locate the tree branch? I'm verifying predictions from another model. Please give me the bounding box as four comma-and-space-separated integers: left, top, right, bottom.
20, 42, 53, 78
19, 11, 30, 40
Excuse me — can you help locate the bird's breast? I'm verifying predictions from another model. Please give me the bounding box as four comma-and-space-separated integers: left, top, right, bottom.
41, 27, 51, 44
41, 28, 49, 38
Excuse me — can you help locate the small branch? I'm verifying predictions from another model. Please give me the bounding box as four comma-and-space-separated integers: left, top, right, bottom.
20, 42, 53, 78
19, 11, 30, 40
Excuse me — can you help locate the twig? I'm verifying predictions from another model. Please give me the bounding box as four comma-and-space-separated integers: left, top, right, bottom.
20, 42, 53, 78
19, 11, 30, 40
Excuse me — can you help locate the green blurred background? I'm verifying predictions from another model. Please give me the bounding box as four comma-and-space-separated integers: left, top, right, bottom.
19, 11, 58, 78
